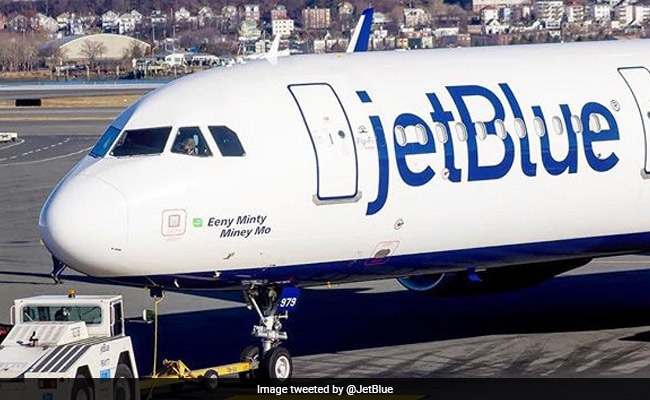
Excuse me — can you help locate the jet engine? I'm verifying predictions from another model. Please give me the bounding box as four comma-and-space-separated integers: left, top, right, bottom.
397, 258, 592, 296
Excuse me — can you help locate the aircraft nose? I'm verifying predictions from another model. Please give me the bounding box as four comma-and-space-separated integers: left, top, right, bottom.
39, 174, 127, 273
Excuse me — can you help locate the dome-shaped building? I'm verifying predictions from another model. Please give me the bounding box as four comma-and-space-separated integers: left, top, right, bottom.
44, 33, 150, 63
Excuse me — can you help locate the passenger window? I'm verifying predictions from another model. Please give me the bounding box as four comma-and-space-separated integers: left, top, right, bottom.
395, 125, 407, 146
571, 115, 583, 134
552, 116, 564, 135
475, 121, 487, 140
514, 118, 527, 138
172, 127, 212, 157
416, 124, 430, 145
589, 114, 602, 133
533, 117, 546, 137
495, 119, 507, 139
433, 123, 448, 144
455, 122, 467, 142
208, 126, 246, 157
111, 127, 171, 157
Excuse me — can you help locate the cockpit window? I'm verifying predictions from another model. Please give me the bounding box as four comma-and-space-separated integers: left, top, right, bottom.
208, 126, 246, 157
171, 127, 212, 157
110, 127, 171, 157
90, 125, 121, 158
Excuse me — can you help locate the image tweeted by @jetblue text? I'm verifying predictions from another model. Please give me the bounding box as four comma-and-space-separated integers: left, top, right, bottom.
5, 378, 650, 399
249, 379, 650, 400
199, 378, 650, 399
257, 383, 394, 395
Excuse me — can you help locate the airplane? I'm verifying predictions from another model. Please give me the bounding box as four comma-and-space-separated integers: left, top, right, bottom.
36, 25, 650, 380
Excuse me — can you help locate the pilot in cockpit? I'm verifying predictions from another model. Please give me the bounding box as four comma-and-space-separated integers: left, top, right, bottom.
180, 137, 197, 155
173, 136, 198, 156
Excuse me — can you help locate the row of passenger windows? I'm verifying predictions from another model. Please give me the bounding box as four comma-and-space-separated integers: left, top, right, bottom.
91, 125, 246, 158
396, 114, 604, 146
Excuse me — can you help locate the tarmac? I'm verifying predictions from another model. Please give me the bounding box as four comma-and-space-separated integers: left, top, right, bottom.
1, 94, 650, 385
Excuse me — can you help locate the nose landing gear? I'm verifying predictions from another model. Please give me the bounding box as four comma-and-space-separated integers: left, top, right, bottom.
240, 283, 299, 383
144, 282, 299, 389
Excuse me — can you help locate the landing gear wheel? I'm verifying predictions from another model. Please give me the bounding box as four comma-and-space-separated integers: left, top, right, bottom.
202, 369, 219, 393
263, 346, 292, 383
239, 345, 260, 385
243, 284, 296, 383
114, 364, 135, 400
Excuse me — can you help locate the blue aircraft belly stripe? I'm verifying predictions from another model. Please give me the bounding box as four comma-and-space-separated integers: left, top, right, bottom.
105, 231, 650, 290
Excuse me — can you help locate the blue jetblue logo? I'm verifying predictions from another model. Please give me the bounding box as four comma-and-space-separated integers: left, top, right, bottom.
358, 83, 620, 215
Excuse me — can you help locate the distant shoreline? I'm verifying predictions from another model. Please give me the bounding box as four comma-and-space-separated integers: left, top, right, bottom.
0, 70, 52, 82
0, 70, 174, 84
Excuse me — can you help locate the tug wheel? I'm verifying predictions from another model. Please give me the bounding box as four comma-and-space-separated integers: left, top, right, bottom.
70, 374, 92, 400
114, 364, 135, 400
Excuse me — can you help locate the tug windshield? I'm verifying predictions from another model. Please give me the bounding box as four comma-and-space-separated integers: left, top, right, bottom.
22, 305, 102, 325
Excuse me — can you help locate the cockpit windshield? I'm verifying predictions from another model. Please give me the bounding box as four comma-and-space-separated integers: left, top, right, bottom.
90, 125, 121, 158
110, 127, 171, 157
171, 127, 212, 157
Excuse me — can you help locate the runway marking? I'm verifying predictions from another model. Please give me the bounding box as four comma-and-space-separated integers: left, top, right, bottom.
0, 137, 78, 162
0, 146, 92, 167
0, 138, 25, 150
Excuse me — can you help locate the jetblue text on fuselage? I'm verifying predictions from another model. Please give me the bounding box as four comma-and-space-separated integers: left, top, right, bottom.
358, 83, 620, 215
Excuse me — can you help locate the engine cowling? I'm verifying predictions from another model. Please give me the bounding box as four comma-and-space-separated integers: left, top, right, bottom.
397, 258, 592, 296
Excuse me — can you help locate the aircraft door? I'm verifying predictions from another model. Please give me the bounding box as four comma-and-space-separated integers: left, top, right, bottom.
289, 84, 360, 203
619, 67, 650, 175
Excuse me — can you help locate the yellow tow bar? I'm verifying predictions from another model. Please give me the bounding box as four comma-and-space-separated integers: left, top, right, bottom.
141, 359, 256, 395
141, 292, 257, 396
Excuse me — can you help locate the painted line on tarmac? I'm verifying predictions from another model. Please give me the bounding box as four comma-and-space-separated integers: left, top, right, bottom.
0, 146, 92, 167
1, 138, 73, 162
0, 138, 25, 150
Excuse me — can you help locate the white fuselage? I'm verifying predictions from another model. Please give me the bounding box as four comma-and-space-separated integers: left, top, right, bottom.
39, 40, 650, 289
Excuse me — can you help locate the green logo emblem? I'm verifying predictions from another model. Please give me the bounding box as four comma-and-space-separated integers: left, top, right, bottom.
192, 218, 203, 228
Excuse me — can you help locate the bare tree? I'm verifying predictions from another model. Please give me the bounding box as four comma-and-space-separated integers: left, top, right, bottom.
125, 41, 145, 59
40, 43, 70, 68
0, 33, 43, 72
79, 39, 107, 67
121, 41, 146, 70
